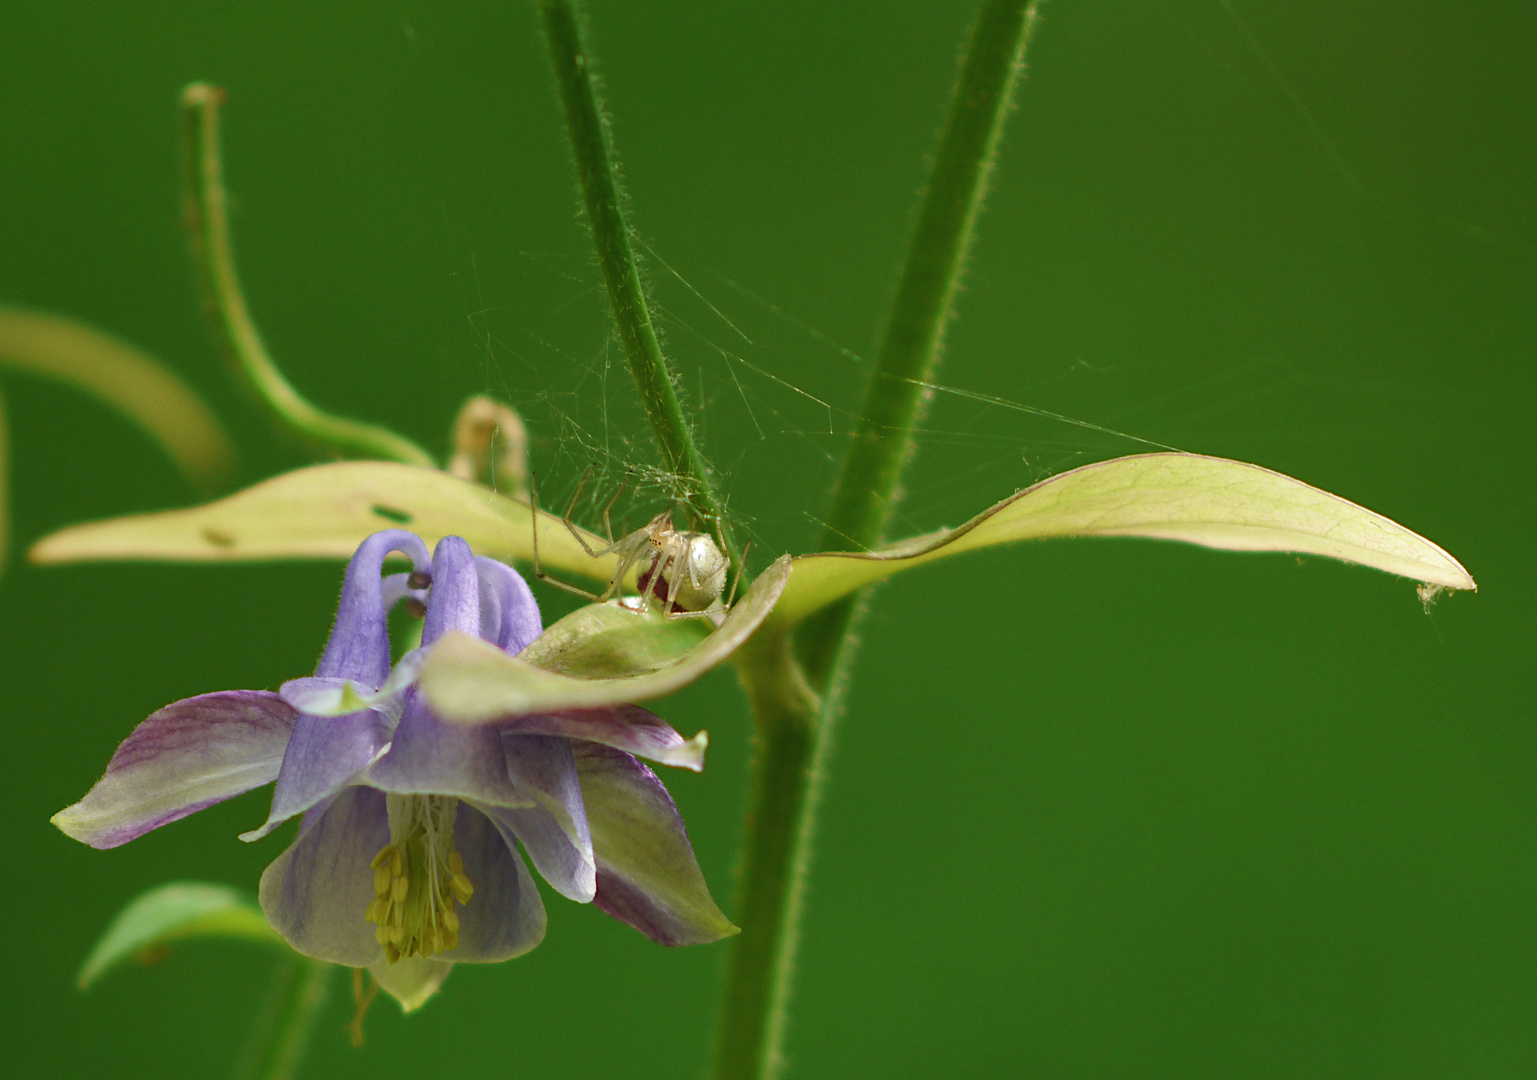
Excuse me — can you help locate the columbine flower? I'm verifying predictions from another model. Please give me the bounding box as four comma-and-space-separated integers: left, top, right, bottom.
53, 529, 735, 1010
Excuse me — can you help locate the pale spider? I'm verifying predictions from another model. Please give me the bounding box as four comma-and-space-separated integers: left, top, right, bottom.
530, 467, 744, 618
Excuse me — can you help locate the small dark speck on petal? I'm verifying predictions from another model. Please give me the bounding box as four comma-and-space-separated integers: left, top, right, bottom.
407, 570, 432, 590
202, 526, 236, 548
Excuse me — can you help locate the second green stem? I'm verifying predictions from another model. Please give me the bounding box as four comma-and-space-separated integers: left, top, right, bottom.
714, 3, 1042, 1078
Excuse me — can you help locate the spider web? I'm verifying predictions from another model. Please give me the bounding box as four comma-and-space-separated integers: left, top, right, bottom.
415, 0, 1524, 581
445, 234, 1199, 572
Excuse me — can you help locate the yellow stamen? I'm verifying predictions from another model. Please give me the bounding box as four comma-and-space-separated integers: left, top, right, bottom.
364, 794, 473, 963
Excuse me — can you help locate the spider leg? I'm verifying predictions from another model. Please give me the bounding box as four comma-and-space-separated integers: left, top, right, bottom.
557, 465, 615, 560
600, 470, 632, 543
724, 540, 752, 609
533, 572, 608, 603
563, 463, 595, 521
603, 539, 652, 603
663, 546, 686, 614
664, 608, 719, 621
529, 470, 614, 602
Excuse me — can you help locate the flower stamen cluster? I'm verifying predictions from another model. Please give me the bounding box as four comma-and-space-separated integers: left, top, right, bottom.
367, 794, 474, 962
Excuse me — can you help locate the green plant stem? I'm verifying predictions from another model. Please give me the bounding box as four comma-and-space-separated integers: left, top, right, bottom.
0, 381, 9, 576
233, 957, 332, 1080
712, 4, 1041, 1078
536, 1, 735, 564
798, 0, 1041, 684
179, 83, 436, 468
714, 633, 822, 1080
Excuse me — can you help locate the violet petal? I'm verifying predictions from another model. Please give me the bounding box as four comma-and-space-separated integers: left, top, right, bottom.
258, 786, 390, 966
241, 708, 392, 842
367, 692, 532, 807
420, 535, 480, 648
475, 555, 542, 654
367, 539, 532, 806
501, 704, 707, 771
52, 690, 295, 850
445, 803, 547, 962
475, 735, 595, 903
575, 742, 737, 945
317, 529, 430, 686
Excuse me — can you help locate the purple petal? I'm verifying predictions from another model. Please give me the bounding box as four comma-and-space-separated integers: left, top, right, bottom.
367, 691, 530, 807
258, 785, 389, 966
500, 704, 707, 771
421, 536, 481, 646
574, 742, 737, 945
318, 530, 430, 686
474, 735, 595, 903
446, 803, 547, 961
52, 690, 295, 850
475, 555, 542, 653
241, 709, 392, 842
367, 957, 453, 1012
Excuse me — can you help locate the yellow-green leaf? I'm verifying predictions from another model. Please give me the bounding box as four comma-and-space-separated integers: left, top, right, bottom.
77, 881, 282, 989
29, 460, 619, 588
773, 453, 1475, 626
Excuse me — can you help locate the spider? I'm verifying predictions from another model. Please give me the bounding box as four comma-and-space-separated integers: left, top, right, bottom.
530, 466, 744, 618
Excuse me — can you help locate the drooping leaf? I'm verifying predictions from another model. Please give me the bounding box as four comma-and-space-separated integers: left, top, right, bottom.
419, 556, 791, 722
772, 453, 1475, 626
29, 460, 619, 588
77, 881, 283, 989
0, 306, 235, 492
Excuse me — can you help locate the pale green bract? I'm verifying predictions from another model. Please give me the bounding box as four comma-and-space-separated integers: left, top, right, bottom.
30, 453, 1473, 643
29, 460, 621, 588
418, 557, 792, 725
770, 452, 1475, 626
77, 881, 281, 990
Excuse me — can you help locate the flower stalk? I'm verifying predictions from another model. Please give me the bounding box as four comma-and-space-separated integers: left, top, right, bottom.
179, 83, 436, 468
233, 956, 332, 1080
536, 0, 736, 566
714, 4, 1043, 1077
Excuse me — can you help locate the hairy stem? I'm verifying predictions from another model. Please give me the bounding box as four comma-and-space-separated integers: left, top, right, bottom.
797, 0, 1041, 684
180, 83, 436, 468
713, 633, 823, 1080
232, 957, 332, 1080
713, 4, 1042, 1078
536, 0, 735, 565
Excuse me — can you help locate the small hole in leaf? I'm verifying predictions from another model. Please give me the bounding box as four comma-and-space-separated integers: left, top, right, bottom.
372, 504, 413, 524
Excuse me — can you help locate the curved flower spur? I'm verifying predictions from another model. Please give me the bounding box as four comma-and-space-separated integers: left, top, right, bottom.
52, 529, 751, 1010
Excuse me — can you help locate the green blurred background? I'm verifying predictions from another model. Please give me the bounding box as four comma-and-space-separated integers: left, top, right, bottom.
2, 1, 1533, 1076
